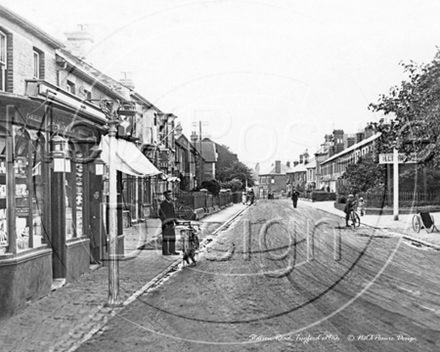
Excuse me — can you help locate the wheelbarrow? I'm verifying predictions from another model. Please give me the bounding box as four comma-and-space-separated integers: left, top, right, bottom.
412, 212, 438, 233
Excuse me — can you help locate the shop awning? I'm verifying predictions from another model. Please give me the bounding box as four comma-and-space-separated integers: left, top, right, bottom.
99, 135, 161, 177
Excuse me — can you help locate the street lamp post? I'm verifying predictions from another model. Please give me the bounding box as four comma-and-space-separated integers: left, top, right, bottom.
105, 116, 122, 307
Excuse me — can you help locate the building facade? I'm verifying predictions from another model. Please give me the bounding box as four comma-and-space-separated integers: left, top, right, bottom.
258, 160, 291, 198
0, 5, 163, 320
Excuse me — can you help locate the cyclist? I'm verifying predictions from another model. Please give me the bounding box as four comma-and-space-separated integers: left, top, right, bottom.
344, 194, 357, 227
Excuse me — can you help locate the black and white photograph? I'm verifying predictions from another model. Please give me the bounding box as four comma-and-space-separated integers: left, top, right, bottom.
0, 1, 440, 351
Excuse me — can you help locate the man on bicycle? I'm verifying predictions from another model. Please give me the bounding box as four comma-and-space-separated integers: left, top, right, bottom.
344, 194, 357, 227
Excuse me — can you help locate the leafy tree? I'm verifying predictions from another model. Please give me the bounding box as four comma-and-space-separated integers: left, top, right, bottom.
201, 179, 221, 195
220, 179, 243, 192
342, 154, 386, 193
216, 161, 254, 188
399, 164, 440, 193
368, 50, 440, 165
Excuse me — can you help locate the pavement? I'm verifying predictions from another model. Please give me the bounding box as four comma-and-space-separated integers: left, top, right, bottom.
0, 203, 247, 352
302, 199, 440, 248
1, 199, 440, 352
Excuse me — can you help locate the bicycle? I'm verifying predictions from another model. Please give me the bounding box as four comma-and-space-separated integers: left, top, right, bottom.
175, 201, 196, 220
348, 210, 361, 228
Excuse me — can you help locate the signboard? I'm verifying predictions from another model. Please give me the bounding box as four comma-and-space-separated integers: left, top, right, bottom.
379, 153, 417, 164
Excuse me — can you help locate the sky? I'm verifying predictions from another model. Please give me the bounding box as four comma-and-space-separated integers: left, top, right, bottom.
2, 0, 440, 172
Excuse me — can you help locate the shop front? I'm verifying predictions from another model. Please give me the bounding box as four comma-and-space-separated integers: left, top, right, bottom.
0, 83, 108, 320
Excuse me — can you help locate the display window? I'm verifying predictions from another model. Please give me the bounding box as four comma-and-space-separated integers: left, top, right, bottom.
65, 142, 87, 240
0, 127, 7, 253
0, 126, 47, 254
14, 127, 47, 252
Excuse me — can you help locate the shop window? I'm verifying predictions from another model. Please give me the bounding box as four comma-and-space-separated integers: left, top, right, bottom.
31, 136, 46, 247
65, 144, 86, 239
14, 128, 47, 251
0, 30, 6, 91
0, 129, 7, 253
0, 127, 47, 253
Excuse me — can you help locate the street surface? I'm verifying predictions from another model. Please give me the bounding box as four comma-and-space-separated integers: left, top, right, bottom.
76, 199, 440, 352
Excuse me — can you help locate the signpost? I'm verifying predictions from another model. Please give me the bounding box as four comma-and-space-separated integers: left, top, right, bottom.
379, 152, 417, 221
378, 152, 417, 164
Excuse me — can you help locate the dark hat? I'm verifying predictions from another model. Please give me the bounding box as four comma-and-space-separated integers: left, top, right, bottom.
163, 190, 172, 195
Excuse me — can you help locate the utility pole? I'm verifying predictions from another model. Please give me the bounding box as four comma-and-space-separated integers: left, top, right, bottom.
393, 146, 399, 221
192, 120, 208, 187
199, 121, 203, 185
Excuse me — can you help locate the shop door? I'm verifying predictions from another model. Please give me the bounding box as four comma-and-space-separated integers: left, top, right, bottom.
89, 171, 103, 264
50, 169, 66, 279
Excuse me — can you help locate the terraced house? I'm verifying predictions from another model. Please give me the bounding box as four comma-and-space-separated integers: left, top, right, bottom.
0, 4, 179, 320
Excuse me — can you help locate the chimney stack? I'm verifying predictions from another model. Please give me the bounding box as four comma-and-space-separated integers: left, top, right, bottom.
275, 160, 281, 173
190, 131, 198, 144
64, 24, 93, 60
120, 72, 135, 90
347, 137, 355, 148
175, 123, 183, 138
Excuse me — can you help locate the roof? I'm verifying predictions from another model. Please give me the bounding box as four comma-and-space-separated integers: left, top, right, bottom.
286, 162, 307, 174
321, 133, 381, 165
259, 163, 292, 176
305, 158, 316, 169
0, 4, 64, 48
195, 140, 217, 162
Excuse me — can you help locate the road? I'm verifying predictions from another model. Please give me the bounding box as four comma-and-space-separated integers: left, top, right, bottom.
76, 199, 440, 352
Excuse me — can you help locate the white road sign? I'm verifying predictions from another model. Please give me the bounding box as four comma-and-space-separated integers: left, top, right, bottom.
379, 153, 417, 164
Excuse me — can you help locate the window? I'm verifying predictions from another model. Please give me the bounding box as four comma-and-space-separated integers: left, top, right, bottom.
33, 51, 40, 79
0, 127, 48, 253
0, 31, 6, 91
33, 48, 45, 80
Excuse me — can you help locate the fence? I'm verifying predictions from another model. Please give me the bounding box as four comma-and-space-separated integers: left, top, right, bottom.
340, 192, 440, 208
173, 190, 235, 211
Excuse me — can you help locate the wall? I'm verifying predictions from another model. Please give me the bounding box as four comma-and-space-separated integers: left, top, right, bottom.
0, 16, 58, 94
0, 249, 52, 322
66, 239, 91, 282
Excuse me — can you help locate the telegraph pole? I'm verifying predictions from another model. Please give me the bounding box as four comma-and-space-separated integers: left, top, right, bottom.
199, 121, 203, 184
192, 120, 208, 187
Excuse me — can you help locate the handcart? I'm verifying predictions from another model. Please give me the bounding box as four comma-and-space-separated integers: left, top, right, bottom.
412, 212, 438, 233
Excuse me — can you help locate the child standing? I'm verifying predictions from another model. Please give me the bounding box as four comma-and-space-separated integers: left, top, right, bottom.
358, 197, 366, 216
182, 224, 200, 266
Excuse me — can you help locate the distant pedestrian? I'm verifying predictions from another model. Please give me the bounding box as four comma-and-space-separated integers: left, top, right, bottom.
358, 197, 366, 216
242, 191, 247, 204
291, 189, 300, 208
344, 194, 356, 227
159, 190, 179, 255
248, 189, 255, 205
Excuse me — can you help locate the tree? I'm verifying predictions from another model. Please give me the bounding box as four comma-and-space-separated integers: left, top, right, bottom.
216, 161, 254, 188
220, 179, 243, 192
368, 50, 440, 165
342, 154, 386, 194
201, 179, 221, 195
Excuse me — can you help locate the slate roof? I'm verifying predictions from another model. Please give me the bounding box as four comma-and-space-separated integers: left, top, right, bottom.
195, 139, 217, 162
259, 163, 292, 176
